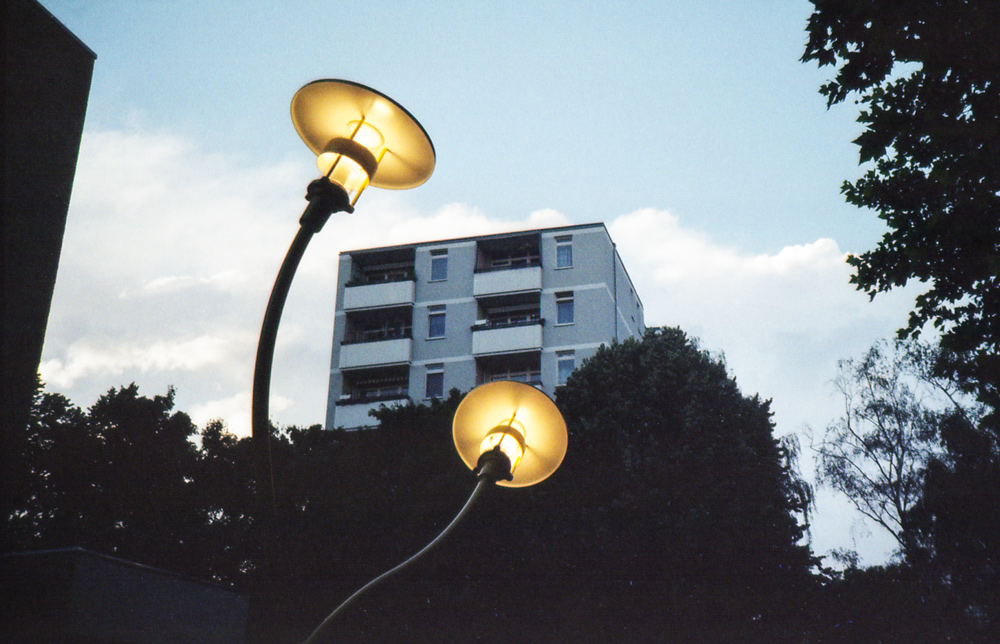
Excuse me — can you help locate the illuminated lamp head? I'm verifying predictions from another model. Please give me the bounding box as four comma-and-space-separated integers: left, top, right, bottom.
452, 381, 568, 488
291, 79, 435, 209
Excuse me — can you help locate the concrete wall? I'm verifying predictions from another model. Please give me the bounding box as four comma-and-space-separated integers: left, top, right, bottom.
2, 0, 94, 442
2, 548, 248, 644
326, 224, 645, 429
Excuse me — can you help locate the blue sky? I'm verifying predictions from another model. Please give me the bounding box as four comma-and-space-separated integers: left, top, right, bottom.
46, 0, 877, 249
38, 0, 922, 565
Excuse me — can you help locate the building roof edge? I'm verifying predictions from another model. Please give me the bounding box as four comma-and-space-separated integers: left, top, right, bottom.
339, 222, 611, 257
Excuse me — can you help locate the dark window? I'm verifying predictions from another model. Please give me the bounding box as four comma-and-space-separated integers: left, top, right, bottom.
425, 365, 444, 398
555, 236, 573, 269
430, 250, 448, 281
557, 351, 575, 385
556, 292, 574, 325
428, 305, 446, 338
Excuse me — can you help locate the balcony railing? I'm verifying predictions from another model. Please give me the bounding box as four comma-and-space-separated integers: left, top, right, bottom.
345, 268, 415, 286
335, 389, 409, 405
473, 258, 540, 273
473, 265, 542, 297
342, 328, 412, 345
343, 279, 415, 310
470, 318, 543, 332
472, 319, 543, 355
340, 337, 412, 369
333, 397, 409, 429
481, 375, 543, 388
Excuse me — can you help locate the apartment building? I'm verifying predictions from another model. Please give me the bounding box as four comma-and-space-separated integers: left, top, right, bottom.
325, 223, 644, 429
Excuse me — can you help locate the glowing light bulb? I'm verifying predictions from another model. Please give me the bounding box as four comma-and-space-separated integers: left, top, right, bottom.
480, 421, 526, 472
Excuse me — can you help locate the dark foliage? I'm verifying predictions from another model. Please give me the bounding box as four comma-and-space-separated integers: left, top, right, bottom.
22, 331, 994, 641
5, 383, 219, 578
547, 328, 819, 639
814, 338, 998, 638
12, 334, 995, 642
802, 0, 1000, 416
809, 563, 991, 644
9, 330, 830, 642
293, 328, 820, 642
906, 411, 1000, 633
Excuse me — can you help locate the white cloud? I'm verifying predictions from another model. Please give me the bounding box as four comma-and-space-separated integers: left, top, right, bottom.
39, 334, 246, 389
610, 207, 920, 565
125, 270, 247, 297
43, 127, 576, 433
43, 127, 920, 567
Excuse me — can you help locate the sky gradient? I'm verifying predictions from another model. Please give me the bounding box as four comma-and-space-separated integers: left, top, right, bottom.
37, 0, 924, 566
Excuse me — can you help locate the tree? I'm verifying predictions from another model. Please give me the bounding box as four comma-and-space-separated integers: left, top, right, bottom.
811, 562, 983, 643
815, 338, 997, 638
253, 329, 820, 642
802, 0, 1000, 413
5, 331, 834, 641
906, 407, 1000, 632
549, 327, 818, 637
813, 339, 959, 551
7, 382, 222, 581
2, 381, 87, 554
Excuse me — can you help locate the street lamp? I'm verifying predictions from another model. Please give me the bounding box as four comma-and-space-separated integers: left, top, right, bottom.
249, 79, 434, 641
453, 380, 568, 487
252, 80, 568, 642
303, 380, 567, 644
251, 79, 435, 481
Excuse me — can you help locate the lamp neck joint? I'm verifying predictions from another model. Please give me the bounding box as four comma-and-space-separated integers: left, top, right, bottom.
475, 445, 513, 483
300, 178, 352, 233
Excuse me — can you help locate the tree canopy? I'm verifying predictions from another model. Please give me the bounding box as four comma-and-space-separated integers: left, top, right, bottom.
9, 330, 827, 642
813, 338, 998, 639
4, 383, 219, 578
802, 0, 1000, 411
813, 339, 951, 551
12, 332, 991, 641
550, 327, 817, 634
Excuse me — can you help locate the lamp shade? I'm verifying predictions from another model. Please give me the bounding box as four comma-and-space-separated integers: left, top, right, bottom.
291, 79, 435, 191
453, 381, 568, 488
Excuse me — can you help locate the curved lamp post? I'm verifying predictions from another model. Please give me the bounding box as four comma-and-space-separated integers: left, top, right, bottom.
251, 79, 435, 493
251, 80, 569, 642
303, 380, 567, 643
249, 81, 434, 642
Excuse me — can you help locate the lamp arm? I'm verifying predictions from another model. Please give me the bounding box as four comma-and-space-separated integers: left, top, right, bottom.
251, 179, 351, 543
302, 475, 493, 644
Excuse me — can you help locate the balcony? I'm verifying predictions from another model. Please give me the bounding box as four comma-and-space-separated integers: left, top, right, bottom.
344, 279, 415, 310
473, 265, 541, 297
340, 337, 412, 369
472, 319, 543, 355
334, 397, 408, 429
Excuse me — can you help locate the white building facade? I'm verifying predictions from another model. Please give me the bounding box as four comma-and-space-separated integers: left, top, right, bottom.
326, 223, 644, 429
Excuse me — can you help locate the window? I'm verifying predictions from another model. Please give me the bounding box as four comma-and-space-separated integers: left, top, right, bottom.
425, 364, 444, 398
430, 249, 448, 281
428, 305, 446, 338
345, 313, 412, 343
555, 235, 573, 269
555, 291, 574, 325
485, 366, 541, 385
557, 351, 575, 385
481, 301, 541, 327
351, 378, 408, 402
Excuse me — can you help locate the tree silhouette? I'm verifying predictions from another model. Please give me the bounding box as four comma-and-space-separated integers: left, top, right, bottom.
10, 330, 832, 641
802, 0, 1000, 417
813, 339, 951, 551
6, 382, 222, 581
546, 327, 818, 638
